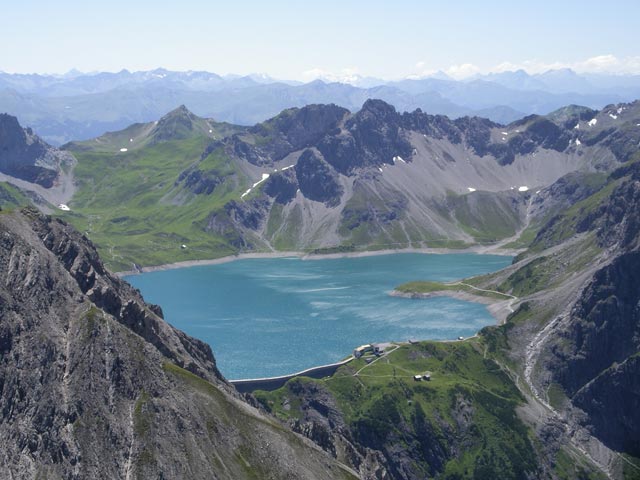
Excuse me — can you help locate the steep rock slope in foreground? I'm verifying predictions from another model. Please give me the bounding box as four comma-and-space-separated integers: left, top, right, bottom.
0, 208, 356, 479
522, 161, 640, 472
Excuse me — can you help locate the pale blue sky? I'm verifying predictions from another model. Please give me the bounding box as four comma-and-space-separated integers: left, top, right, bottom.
2, 0, 639, 79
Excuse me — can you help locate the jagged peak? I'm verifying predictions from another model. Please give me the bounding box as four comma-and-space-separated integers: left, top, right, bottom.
0, 112, 25, 136
359, 98, 397, 116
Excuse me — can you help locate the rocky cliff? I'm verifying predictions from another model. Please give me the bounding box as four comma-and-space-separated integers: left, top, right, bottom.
0, 113, 72, 188
0, 208, 356, 479
534, 163, 640, 461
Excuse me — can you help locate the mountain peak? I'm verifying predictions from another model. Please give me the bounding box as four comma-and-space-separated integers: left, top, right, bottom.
0, 113, 26, 141
150, 105, 201, 142
358, 98, 398, 119
165, 104, 193, 117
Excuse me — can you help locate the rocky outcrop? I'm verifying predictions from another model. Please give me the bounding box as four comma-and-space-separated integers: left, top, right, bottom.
205, 197, 271, 249
263, 168, 297, 204
548, 252, 640, 395
295, 149, 343, 206
250, 104, 348, 159
0, 209, 356, 479
229, 104, 348, 166
175, 167, 222, 195
340, 181, 408, 233
573, 354, 640, 457
318, 99, 414, 174
531, 166, 640, 462
0, 113, 71, 187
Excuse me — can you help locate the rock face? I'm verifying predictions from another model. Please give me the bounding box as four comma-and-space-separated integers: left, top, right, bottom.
175, 166, 222, 195
573, 354, 640, 456
550, 253, 640, 396
295, 149, 343, 206
318, 99, 414, 174
0, 114, 71, 187
250, 103, 349, 160
263, 168, 297, 204
189, 99, 633, 256
0, 209, 356, 479
532, 164, 640, 461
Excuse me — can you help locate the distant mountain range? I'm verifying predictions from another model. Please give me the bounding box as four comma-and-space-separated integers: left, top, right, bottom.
1, 68, 639, 145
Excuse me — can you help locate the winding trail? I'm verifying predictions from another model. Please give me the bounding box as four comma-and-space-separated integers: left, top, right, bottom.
450, 281, 518, 313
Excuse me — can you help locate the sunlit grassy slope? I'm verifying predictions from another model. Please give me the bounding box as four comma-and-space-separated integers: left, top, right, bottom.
63, 110, 248, 271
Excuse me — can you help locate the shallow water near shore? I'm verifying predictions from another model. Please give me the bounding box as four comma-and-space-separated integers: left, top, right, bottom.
125, 253, 512, 379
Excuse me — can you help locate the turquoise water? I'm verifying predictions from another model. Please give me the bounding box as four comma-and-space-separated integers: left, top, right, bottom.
125, 253, 511, 379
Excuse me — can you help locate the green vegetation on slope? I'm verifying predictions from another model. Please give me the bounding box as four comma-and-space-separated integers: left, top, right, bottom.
255, 340, 539, 479
63, 132, 246, 271
447, 191, 524, 243
0, 182, 29, 211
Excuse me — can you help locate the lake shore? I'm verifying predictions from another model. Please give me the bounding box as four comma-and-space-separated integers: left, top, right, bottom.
390, 289, 516, 325
116, 246, 517, 276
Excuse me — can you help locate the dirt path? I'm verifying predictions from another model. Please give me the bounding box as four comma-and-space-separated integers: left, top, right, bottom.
353, 345, 400, 376
451, 282, 518, 313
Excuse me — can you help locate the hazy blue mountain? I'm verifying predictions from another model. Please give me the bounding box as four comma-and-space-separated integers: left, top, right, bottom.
0, 68, 638, 145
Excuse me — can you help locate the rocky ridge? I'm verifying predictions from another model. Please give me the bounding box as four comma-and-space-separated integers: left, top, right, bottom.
0, 113, 72, 188
0, 208, 357, 479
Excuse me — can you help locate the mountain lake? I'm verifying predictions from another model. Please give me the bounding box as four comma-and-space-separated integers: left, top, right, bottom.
125, 253, 512, 379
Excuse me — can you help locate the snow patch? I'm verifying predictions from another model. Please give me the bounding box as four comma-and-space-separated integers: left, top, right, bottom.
393, 155, 405, 163
58, 204, 70, 211
501, 131, 508, 135
467, 187, 476, 192
129, 138, 133, 142
209, 129, 213, 133
241, 173, 271, 199
535, 190, 541, 194
518, 186, 529, 192
609, 113, 618, 120
574, 123, 580, 129
281, 164, 295, 171
253, 173, 270, 188
378, 167, 383, 172
588, 118, 597, 127
617, 107, 624, 114
119, 148, 128, 152
575, 139, 581, 146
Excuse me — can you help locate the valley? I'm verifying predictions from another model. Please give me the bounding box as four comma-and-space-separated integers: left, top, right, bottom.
1, 95, 640, 479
